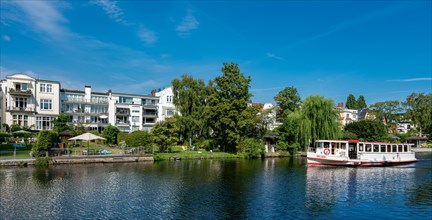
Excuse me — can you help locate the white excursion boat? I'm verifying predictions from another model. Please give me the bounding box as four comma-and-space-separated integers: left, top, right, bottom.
307, 140, 417, 166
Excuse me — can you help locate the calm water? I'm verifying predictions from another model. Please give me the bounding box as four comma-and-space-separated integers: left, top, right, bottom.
1, 153, 431, 219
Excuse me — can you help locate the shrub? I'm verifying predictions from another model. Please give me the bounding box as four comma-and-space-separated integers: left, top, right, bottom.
126, 131, 151, 148
103, 125, 119, 145
34, 157, 51, 168
239, 138, 264, 159
117, 132, 129, 146
32, 131, 57, 157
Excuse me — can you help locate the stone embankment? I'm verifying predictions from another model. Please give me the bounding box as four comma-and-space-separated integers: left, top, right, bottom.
0, 155, 153, 166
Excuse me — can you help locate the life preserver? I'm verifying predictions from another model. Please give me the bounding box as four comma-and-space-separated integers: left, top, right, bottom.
324, 148, 330, 155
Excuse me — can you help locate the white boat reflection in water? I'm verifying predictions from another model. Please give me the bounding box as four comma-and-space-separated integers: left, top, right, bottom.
307, 140, 417, 166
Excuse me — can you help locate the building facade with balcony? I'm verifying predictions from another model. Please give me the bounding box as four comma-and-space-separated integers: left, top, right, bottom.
1, 74, 171, 133
156, 87, 177, 122
0, 73, 60, 130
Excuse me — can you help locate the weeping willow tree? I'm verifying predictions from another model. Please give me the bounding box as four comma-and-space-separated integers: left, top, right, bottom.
302, 95, 341, 147
277, 95, 341, 151
172, 74, 209, 145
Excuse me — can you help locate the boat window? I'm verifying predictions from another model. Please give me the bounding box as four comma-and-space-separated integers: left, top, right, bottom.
365, 144, 372, 152
392, 145, 397, 152
398, 145, 403, 152
340, 143, 346, 150
373, 144, 379, 152
359, 143, 364, 152
387, 145, 392, 152
404, 145, 408, 152
324, 142, 330, 149
381, 145, 386, 152
316, 142, 323, 148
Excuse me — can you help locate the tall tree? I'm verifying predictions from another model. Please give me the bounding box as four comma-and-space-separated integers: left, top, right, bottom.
302, 95, 341, 148
274, 86, 301, 114
52, 113, 70, 132
369, 100, 402, 125
403, 92, 432, 137
357, 95, 367, 108
172, 74, 209, 144
275, 109, 311, 152
207, 62, 252, 152
345, 94, 357, 109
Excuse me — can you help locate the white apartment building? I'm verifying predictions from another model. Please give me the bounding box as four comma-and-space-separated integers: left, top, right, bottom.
1, 74, 175, 133
0, 73, 60, 130
156, 87, 177, 122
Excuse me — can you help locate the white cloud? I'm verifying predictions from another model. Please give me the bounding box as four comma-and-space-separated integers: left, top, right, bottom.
266, 53, 285, 61
386, 78, 432, 82
13, 1, 70, 40
94, 0, 125, 24
138, 28, 157, 45
176, 10, 199, 37
2, 35, 11, 41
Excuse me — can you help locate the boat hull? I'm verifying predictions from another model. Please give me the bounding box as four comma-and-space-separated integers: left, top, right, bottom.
307, 155, 417, 167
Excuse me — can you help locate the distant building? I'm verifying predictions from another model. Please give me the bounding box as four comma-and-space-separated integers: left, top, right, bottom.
336, 102, 369, 126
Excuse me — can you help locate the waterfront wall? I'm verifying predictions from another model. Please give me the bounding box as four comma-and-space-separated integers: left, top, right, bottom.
0, 155, 154, 166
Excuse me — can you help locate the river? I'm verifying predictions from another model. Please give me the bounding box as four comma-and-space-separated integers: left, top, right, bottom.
1, 153, 431, 219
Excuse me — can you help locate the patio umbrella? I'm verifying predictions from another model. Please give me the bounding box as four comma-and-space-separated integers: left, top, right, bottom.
68, 132, 106, 155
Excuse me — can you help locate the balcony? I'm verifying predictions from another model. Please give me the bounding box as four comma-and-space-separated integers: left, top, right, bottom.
143, 111, 158, 118
62, 99, 108, 105
9, 88, 32, 96
142, 103, 158, 109
6, 106, 36, 112
116, 109, 130, 116
116, 121, 130, 126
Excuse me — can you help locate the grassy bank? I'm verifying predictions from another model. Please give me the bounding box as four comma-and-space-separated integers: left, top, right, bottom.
154, 150, 239, 161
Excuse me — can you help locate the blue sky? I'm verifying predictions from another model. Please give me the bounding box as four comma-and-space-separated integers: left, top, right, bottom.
1, 0, 431, 105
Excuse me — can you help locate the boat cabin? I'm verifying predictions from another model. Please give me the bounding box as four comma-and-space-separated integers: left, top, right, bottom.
309, 140, 414, 159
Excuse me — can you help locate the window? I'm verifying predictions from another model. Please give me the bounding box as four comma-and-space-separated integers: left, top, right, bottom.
167, 95, 172, 103
373, 144, 379, 152
40, 99, 52, 110
16, 83, 28, 91
15, 97, 27, 108
387, 145, 392, 152
346, 114, 349, 118
398, 145, 403, 152
365, 144, 372, 152
167, 109, 174, 116
47, 84, 52, 93
404, 145, 408, 152
392, 145, 397, 152
40, 84, 46, 92
13, 115, 28, 127
36, 116, 53, 130
119, 96, 133, 104
381, 145, 386, 152
359, 143, 364, 152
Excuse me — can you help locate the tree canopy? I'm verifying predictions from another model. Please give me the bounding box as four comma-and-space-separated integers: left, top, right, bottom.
151, 117, 179, 152
207, 62, 252, 152
369, 100, 402, 125
52, 113, 70, 132
172, 74, 209, 144
345, 120, 387, 141
346, 94, 357, 109
357, 95, 367, 108
403, 92, 432, 137
102, 125, 120, 145
274, 86, 301, 114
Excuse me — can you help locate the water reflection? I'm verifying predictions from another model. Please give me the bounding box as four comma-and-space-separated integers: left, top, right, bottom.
0, 157, 431, 219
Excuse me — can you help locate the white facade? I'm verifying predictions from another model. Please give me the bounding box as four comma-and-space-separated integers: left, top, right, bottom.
156, 87, 177, 122
0, 73, 60, 130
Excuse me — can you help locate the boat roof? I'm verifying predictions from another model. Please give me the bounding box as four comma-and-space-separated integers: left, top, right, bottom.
316, 140, 413, 145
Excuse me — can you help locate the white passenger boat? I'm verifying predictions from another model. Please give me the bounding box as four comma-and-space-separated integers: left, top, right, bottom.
307, 140, 417, 166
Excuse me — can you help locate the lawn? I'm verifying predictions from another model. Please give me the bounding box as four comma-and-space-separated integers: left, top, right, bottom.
154, 149, 238, 160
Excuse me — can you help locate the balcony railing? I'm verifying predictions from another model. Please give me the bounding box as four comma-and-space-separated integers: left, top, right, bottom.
6, 106, 35, 112
143, 112, 158, 117
116, 121, 130, 126
62, 99, 108, 105
9, 88, 32, 96
116, 111, 130, 116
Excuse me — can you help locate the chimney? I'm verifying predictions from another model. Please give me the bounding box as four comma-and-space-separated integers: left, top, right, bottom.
337, 102, 344, 108
150, 89, 156, 97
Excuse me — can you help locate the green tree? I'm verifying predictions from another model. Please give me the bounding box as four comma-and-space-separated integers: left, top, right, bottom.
345, 94, 357, 109
274, 86, 301, 116
275, 110, 311, 153
345, 120, 387, 141
172, 74, 209, 144
32, 130, 57, 157
302, 96, 341, 148
151, 117, 179, 152
52, 113, 70, 132
102, 125, 119, 145
369, 100, 402, 125
126, 131, 151, 148
207, 62, 252, 152
357, 95, 367, 108
403, 92, 432, 137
